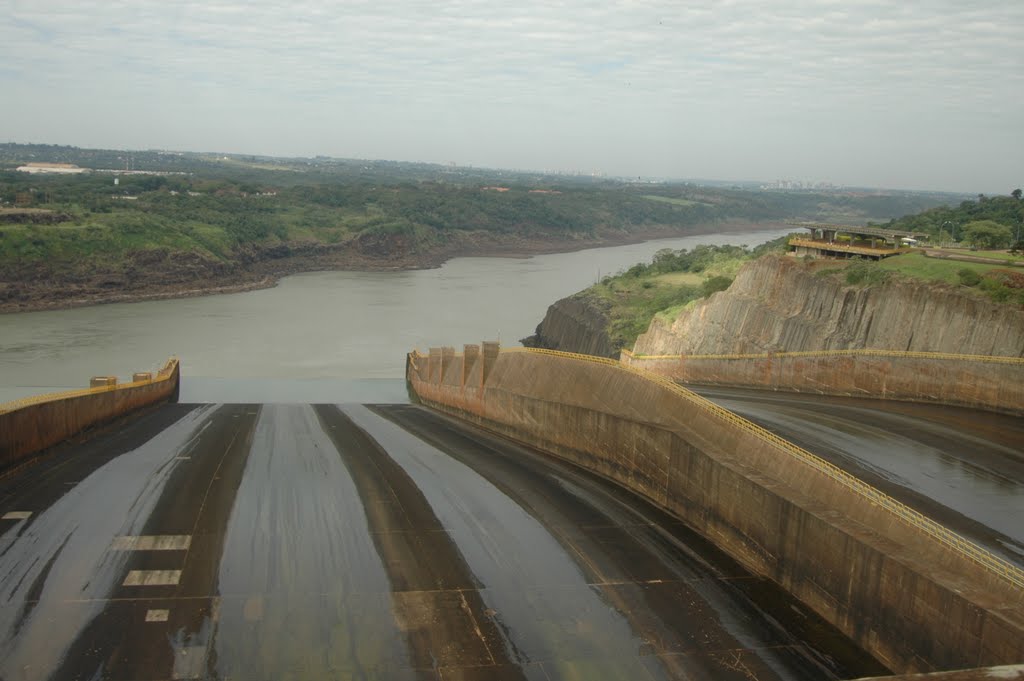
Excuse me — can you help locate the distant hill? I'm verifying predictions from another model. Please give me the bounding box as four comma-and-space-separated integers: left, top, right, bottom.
0, 142, 968, 313
880, 191, 1023, 243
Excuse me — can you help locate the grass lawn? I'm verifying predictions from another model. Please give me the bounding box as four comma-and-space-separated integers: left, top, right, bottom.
641, 195, 706, 207
650, 272, 703, 286
941, 248, 1024, 263
878, 252, 1002, 284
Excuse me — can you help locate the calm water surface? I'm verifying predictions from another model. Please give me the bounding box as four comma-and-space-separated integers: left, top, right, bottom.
0, 228, 791, 402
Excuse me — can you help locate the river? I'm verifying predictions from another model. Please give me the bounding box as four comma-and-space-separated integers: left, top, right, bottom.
0, 227, 792, 403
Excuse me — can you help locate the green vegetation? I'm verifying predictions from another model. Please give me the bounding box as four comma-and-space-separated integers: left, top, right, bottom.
641, 195, 705, 207
962, 220, 1014, 249
587, 230, 1024, 352
957, 268, 982, 287
943, 248, 1024, 264
581, 237, 791, 348
828, 252, 1024, 305
876, 252, 1002, 285
549, 192, 1024, 354
0, 143, 961, 276
881, 190, 1023, 245
814, 251, 1024, 306
843, 260, 894, 286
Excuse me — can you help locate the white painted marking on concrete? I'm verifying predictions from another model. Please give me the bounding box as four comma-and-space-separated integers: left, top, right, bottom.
122, 570, 182, 586
2, 511, 32, 520
145, 609, 170, 622
111, 535, 191, 551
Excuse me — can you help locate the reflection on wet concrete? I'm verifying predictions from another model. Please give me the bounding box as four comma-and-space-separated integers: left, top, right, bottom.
0, 404, 216, 680
342, 406, 652, 672
693, 387, 1024, 565
368, 404, 885, 680
314, 404, 526, 678
210, 404, 409, 680
0, 401, 889, 680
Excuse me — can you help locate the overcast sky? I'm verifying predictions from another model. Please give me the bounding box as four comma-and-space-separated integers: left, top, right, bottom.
2, 1, 1021, 192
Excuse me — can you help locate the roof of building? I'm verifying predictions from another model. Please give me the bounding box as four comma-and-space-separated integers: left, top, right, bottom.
790, 222, 929, 240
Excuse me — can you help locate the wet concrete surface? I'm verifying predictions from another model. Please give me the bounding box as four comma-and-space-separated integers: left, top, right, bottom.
0, 402, 888, 680
692, 386, 1024, 567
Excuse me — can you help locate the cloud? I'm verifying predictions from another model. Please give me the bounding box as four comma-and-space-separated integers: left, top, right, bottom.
1, 0, 1022, 190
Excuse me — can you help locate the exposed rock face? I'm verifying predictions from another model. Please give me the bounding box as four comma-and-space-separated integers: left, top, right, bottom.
0, 210, 72, 225
521, 294, 617, 358
633, 255, 1024, 357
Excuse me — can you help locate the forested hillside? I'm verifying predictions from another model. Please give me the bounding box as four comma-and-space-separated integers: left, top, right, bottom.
880, 190, 1023, 247
0, 143, 965, 312
1, 143, 960, 267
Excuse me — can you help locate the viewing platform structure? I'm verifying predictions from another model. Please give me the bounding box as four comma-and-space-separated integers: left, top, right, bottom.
788, 222, 929, 260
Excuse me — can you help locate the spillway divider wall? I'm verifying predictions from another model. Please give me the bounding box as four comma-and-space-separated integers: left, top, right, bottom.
0, 357, 180, 471
0, 357, 180, 415
412, 346, 1024, 591
622, 348, 1024, 364
620, 348, 1024, 416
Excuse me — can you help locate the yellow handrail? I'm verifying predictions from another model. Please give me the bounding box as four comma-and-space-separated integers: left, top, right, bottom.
0, 357, 179, 416
622, 347, 1024, 365
411, 346, 1024, 590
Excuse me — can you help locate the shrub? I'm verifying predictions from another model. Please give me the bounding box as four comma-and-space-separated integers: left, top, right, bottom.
844, 260, 892, 286
957, 268, 982, 286
990, 269, 1024, 289
702, 275, 733, 297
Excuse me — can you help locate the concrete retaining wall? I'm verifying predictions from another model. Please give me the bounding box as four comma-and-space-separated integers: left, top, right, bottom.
620, 350, 1024, 416
0, 358, 180, 471
407, 346, 1024, 674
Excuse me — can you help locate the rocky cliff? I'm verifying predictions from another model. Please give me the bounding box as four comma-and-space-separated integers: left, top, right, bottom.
633, 255, 1024, 357
521, 293, 618, 358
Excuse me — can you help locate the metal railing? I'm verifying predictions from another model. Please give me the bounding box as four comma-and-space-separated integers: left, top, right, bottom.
622, 347, 1024, 365
411, 345, 1024, 590
0, 358, 179, 416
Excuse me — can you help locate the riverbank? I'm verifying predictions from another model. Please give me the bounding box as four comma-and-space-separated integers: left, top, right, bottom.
0, 220, 788, 314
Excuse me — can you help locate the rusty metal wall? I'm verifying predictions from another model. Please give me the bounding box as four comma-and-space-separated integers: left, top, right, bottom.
620, 349, 1024, 416
406, 347, 1024, 674
0, 358, 180, 471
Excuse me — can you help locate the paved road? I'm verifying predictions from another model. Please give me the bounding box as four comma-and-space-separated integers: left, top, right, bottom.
0, 403, 884, 681
693, 387, 1024, 567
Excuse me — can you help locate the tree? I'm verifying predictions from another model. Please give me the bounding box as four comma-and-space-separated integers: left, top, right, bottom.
957, 268, 981, 286
962, 220, 1013, 249
1013, 188, 1022, 201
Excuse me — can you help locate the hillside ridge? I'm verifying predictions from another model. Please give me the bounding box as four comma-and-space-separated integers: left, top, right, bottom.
633, 255, 1024, 357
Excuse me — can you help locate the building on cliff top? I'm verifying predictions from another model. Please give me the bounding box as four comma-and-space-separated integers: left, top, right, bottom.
788, 223, 929, 260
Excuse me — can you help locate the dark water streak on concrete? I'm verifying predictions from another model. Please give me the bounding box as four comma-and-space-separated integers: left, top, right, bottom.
0, 397, 902, 680
371, 404, 888, 681
693, 387, 1024, 564
315, 404, 527, 679
43, 404, 261, 681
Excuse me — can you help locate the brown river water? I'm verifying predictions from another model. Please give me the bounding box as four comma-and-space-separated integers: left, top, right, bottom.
0, 228, 791, 403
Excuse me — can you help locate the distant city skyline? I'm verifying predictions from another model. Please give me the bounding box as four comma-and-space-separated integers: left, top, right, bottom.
2, 1, 1021, 194
1, 143, 994, 196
